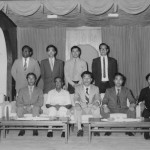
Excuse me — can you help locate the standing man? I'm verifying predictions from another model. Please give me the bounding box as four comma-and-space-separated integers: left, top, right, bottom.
16, 73, 44, 136
40, 45, 64, 94
138, 73, 150, 139
65, 46, 87, 94
46, 77, 72, 137
92, 43, 118, 93
102, 73, 136, 136
74, 71, 101, 137
11, 45, 41, 94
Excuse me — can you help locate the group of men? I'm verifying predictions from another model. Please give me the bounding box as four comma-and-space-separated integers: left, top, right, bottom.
11, 43, 150, 139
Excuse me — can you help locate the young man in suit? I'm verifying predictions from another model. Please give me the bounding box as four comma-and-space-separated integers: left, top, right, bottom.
40, 45, 64, 110
11, 45, 41, 94
65, 46, 87, 94
74, 71, 101, 136
92, 43, 118, 93
46, 77, 72, 138
102, 73, 136, 136
16, 73, 44, 136
138, 73, 150, 139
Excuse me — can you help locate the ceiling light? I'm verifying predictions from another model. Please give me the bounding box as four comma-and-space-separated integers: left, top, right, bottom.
108, 13, 119, 17
47, 15, 58, 19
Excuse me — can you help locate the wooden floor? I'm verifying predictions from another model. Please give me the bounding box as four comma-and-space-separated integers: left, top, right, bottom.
0, 126, 150, 150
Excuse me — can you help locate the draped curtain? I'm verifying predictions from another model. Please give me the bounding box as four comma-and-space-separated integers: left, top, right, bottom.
102, 26, 150, 97
0, 0, 150, 15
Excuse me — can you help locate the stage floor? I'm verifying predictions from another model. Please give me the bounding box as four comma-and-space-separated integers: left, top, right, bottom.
0, 126, 150, 150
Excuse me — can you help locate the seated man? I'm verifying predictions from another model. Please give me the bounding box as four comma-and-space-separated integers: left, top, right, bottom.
46, 77, 72, 138
74, 71, 101, 137
16, 73, 44, 136
102, 73, 136, 136
138, 73, 150, 139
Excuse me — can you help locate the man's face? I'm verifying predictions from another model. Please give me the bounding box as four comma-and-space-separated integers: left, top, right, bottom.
99, 45, 108, 56
47, 47, 56, 58
55, 78, 62, 90
22, 48, 30, 58
114, 75, 123, 87
147, 76, 150, 85
82, 74, 92, 87
27, 75, 36, 86
71, 48, 80, 58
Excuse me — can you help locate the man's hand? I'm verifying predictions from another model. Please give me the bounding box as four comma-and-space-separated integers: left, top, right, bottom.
103, 105, 110, 113
63, 85, 67, 90
65, 104, 72, 109
129, 105, 135, 111
46, 104, 51, 108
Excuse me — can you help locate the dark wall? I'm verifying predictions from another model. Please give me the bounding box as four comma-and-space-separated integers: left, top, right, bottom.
0, 11, 17, 101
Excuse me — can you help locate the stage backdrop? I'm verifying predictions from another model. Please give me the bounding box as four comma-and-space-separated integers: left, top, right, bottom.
17, 25, 150, 97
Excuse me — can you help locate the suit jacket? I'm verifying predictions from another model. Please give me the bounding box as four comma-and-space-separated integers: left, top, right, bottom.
74, 84, 100, 108
138, 87, 150, 110
40, 58, 64, 94
11, 57, 41, 93
92, 57, 118, 88
16, 86, 44, 107
102, 87, 135, 110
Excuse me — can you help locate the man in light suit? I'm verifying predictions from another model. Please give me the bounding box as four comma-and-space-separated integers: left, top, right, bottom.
92, 43, 118, 93
11, 45, 40, 94
102, 73, 136, 136
40, 45, 64, 94
16, 73, 44, 136
74, 71, 101, 136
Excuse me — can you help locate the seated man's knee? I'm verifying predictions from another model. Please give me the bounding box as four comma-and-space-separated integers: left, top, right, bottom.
32, 106, 40, 117
17, 106, 24, 118
58, 107, 68, 117
48, 107, 57, 117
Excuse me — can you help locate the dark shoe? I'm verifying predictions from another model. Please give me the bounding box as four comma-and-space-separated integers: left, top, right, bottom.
33, 130, 38, 136
144, 133, 150, 140
125, 132, 134, 136
47, 132, 53, 137
104, 132, 111, 136
77, 129, 84, 137
94, 132, 100, 136
61, 132, 65, 138
18, 130, 25, 136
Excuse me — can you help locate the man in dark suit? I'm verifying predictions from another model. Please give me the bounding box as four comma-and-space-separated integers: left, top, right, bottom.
138, 73, 150, 139
40, 45, 64, 94
16, 73, 44, 136
102, 73, 136, 136
92, 43, 118, 93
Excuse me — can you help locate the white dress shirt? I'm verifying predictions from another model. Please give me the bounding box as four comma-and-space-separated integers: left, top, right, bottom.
46, 89, 71, 105
49, 57, 55, 71
100, 56, 109, 81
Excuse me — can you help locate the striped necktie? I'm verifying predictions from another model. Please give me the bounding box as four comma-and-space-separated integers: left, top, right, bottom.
103, 57, 106, 78
85, 88, 89, 104
117, 89, 121, 108
24, 58, 27, 71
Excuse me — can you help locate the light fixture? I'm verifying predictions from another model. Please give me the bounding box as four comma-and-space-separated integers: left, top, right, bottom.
47, 15, 58, 19
108, 13, 119, 17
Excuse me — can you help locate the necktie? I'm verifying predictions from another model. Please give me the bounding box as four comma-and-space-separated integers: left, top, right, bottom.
29, 86, 33, 99
24, 58, 27, 71
117, 89, 121, 108
72, 59, 78, 81
50, 59, 53, 71
103, 57, 106, 78
85, 88, 89, 104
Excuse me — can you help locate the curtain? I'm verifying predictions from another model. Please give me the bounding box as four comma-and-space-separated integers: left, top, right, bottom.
102, 25, 150, 97
1, 0, 150, 16
17, 27, 66, 61
66, 26, 101, 60
0, 28, 7, 95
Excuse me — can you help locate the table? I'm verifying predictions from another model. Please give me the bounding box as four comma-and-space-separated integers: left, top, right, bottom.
0, 119, 69, 143
89, 118, 150, 142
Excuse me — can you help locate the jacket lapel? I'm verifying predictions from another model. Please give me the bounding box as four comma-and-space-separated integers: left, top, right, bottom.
53, 59, 58, 75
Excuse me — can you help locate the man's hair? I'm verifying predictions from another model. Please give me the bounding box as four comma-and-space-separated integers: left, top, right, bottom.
114, 72, 126, 84
99, 43, 110, 54
26, 73, 37, 80
71, 46, 81, 57
54, 76, 64, 83
22, 45, 32, 52
81, 71, 93, 79
46, 45, 58, 57
146, 73, 150, 81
